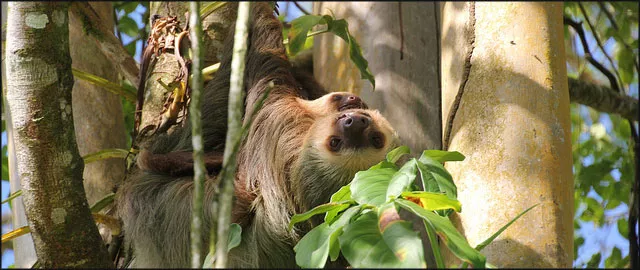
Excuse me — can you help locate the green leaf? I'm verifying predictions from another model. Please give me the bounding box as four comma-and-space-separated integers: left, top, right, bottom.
339, 211, 425, 268
227, 223, 242, 251
616, 48, 634, 84
401, 191, 462, 212
386, 159, 418, 201
386, 146, 410, 164
396, 199, 486, 268
294, 206, 360, 268
419, 150, 465, 163
289, 202, 352, 230
586, 252, 601, 268
119, 2, 139, 13
325, 18, 376, 89
617, 218, 628, 239
1, 190, 22, 205
203, 223, 242, 268
288, 15, 326, 55
326, 185, 353, 223
2, 144, 8, 180
118, 16, 140, 38
82, 148, 130, 164
89, 193, 115, 213
124, 41, 137, 57
351, 167, 397, 206
416, 156, 457, 199
474, 204, 537, 251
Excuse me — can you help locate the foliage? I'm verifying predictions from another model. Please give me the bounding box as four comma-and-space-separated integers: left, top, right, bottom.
290, 147, 535, 268
286, 14, 376, 89
564, 1, 638, 268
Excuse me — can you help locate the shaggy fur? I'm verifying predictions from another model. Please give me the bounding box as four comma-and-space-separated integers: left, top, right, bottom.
117, 3, 399, 268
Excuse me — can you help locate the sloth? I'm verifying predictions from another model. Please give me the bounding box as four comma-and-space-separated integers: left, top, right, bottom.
116, 3, 399, 268
135, 91, 369, 178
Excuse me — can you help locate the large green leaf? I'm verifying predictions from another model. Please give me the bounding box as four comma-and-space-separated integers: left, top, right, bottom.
289, 201, 352, 230
351, 167, 397, 206
294, 206, 361, 268
419, 150, 465, 163
386, 159, 418, 201
287, 14, 376, 88
417, 155, 457, 199
401, 191, 462, 212
325, 17, 375, 88
339, 211, 425, 268
118, 16, 140, 38
396, 199, 486, 268
386, 146, 410, 164
287, 15, 326, 55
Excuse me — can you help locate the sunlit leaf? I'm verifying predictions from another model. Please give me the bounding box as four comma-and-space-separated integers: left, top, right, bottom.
401, 191, 462, 212
351, 166, 397, 206
417, 155, 457, 199
419, 150, 465, 163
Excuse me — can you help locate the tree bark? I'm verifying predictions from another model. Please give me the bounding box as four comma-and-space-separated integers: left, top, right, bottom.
69, 2, 126, 206
440, 2, 573, 267
568, 77, 638, 121
138, 2, 237, 139
5, 2, 112, 267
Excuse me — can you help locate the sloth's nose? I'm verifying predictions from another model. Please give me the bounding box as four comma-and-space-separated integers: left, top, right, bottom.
341, 112, 370, 133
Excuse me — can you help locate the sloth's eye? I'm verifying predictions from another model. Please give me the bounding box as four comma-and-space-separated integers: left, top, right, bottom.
332, 94, 343, 101
329, 137, 342, 152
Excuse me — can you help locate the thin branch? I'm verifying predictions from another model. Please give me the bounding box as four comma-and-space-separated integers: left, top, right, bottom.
568, 77, 638, 121
563, 16, 620, 93
577, 3, 625, 93
215, 2, 251, 268
70, 2, 140, 86
598, 2, 619, 31
293, 1, 311, 15
189, 1, 207, 268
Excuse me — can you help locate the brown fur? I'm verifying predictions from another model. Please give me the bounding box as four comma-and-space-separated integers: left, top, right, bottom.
116, 3, 399, 268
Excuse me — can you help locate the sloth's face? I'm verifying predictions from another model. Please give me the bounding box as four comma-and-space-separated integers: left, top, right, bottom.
307, 108, 399, 171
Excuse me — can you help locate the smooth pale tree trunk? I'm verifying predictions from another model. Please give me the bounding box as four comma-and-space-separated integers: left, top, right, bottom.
313, 2, 442, 153
313, 2, 441, 267
5, 2, 112, 267
440, 2, 573, 267
2, 2, 38, 268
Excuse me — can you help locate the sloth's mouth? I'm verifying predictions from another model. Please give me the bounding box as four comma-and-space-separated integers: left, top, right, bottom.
339, 103, 367, 111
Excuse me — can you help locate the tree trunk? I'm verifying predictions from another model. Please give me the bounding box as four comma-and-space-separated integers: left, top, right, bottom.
440, 2, 573, 267
69, 2, 126, 207
313, 2, 442, 153
138, 2, 237, 139
5, 2, 112, 267
312, 2, 441, 267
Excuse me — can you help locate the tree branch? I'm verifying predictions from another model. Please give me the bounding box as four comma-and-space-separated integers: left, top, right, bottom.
189, 2, 207, 267
568, 77, 638, 121
563, 16, 620, 92
293, 1, 311, 15
577, 3, 625, 93
215, 2, 251, 268
5, 2, 112, 267
70, 2, 140, 86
